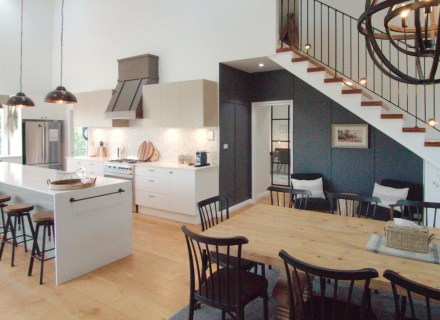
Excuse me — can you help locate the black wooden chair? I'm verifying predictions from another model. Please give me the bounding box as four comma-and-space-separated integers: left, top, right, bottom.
279, 250, 378, 320
327, 193, 381, 220
390, 200, 440, 227
291, 173, 331, 212
383, 269, 440, 320
182, 226, 269, 320
267, 186, 311, 209
197, 194, 263, 275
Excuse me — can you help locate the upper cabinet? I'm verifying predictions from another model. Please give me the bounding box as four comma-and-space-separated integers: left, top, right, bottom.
73, 89, 128, 128
142, 79, 218, 127
21, 103, 65, 120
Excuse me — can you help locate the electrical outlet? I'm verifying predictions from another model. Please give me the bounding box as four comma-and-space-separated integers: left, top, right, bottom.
223, 144, 228, 149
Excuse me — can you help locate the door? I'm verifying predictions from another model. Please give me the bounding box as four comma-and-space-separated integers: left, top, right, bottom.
271, 105, 291, 186
44, 122, 61, 165
24, 121, 44, 165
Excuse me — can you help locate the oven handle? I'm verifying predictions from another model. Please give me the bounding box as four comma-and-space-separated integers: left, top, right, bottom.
104, 171, 134, 179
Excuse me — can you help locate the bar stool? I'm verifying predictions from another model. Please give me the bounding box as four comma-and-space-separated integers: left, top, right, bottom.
0, 204, 35, 267
0, 195, 12, 235
28, 210, 55, 285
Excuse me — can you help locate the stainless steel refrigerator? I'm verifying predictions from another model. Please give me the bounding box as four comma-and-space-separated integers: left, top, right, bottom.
22, 121, 62, 169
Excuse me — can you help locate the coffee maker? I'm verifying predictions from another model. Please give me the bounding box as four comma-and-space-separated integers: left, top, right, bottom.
195, 151, 209, 167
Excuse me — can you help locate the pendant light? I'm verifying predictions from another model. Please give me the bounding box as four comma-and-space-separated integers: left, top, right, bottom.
6, 0, 35, 108
44, 0, 77, 104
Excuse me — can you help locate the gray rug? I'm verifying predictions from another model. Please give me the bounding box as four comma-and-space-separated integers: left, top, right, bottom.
169, 265, 280, 320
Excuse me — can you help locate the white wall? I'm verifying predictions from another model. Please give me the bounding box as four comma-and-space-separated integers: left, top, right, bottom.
0, 0, 54, 101
52, 0, 277, 92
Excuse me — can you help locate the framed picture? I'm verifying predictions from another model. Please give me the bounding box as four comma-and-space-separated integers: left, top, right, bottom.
279, 125, 287, 133
332, 124, 368, 149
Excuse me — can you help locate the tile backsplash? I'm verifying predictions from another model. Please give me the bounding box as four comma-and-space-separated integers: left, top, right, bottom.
89, 125, 219, 164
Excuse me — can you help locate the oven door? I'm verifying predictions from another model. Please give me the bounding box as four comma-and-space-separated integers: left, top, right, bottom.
104, 170, 136, 212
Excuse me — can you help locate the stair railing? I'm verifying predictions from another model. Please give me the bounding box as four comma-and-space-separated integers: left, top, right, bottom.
280, 0, 439, 132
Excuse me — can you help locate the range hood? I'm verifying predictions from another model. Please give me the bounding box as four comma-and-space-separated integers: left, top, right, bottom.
105, 54, 159, 120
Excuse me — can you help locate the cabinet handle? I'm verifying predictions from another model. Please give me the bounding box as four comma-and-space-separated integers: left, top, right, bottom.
149, 169, 154, 172
170, 172, 173, 174
149, 195, 154, 198
90, 163, 94, 165
149, 180, 154, 182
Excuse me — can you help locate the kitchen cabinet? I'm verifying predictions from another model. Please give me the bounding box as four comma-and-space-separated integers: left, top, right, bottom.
73, 89, 127, 128
169, 169, 194, 214
66, 158, 104, 177
141, 79, 218, 127
22, 103, 65, 121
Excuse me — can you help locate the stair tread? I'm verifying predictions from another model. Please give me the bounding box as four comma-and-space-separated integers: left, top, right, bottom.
292, 57, 309, 63
324, 78, 344, 83
403, 127, 426, 133
342, 89, 362, 94
307, 67, 325, 72
361, 101, 390, 110
381, 114, 404, 119
425, 141, 440, 147
276, 47, 293, 53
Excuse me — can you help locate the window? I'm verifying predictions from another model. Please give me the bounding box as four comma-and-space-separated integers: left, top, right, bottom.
74, 127, 87, 156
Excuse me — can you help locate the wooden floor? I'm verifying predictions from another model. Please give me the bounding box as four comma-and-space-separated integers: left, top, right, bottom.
0, 195, 289, 320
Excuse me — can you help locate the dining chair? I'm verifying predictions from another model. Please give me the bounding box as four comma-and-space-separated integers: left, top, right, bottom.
197, 194, 263, 275
182, 226, 269, 320
390, 200, 440, 227
279, 250, 378, 320
383, 269, 440, 320
327, 193, 381, 220
291, 173, 331, 212
267, 186, 311, 209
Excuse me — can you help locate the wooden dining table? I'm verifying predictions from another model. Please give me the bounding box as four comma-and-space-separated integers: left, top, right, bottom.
201, 203, 440, 293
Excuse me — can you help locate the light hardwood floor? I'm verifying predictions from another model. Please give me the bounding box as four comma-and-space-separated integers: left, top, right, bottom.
0, 195, 289, 320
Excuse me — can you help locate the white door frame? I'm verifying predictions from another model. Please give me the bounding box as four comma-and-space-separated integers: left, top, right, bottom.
251, 100, 293, 203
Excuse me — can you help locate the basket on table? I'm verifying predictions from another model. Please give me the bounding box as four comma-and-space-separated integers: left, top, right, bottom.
384, 220, 435, 254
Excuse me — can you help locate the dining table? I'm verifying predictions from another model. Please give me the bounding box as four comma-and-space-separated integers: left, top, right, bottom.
201, 203, 440, 294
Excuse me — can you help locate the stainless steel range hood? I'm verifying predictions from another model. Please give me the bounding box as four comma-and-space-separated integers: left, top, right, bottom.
105, 54, 159, 120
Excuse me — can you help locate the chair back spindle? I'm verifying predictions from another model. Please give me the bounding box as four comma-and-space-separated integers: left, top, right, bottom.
327, 193, 381, 220
197, 194, 229, 232
267, 186, 311, 209
395, 200, 440, 228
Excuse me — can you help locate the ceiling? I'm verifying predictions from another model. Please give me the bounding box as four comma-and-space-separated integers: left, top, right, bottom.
222, 56, 283, 73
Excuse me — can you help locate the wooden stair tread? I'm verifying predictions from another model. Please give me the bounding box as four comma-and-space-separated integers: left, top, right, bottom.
342, 89, 362, 94
4, 204, 34, 213
276, 47, 293, 53
324, 78, 344, 83
402, 127, 426, 133
32, 210, 54, 222
361, 101, 390, 110
307, 67, 325, 72
381, 114, 404, 119
291, 57, 309, 63
425, 141, 440, 147
0, 195, 11, 203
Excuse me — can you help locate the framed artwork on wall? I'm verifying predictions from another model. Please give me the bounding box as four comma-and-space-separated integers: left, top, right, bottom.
332, 124, 368, 149
279, 125, 287, 133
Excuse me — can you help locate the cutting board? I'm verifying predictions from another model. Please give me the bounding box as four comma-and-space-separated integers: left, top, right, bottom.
148, 149, 159, 162
88, 146, 97, 157
98, 147, 106, 157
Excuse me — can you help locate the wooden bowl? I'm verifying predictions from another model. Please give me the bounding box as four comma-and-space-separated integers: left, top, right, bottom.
47, 179, 95, 190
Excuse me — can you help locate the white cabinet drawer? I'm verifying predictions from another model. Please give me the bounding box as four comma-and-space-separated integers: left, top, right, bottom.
66, 159, 82, 172
87, 170, 104, 177
81, 160, 104, 171
135, 166, 170, 179
135, 177, 169, 195
135, 191, 169, 211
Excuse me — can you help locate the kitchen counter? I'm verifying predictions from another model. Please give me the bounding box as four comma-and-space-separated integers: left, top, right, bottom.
0, 162, 132, 285
65, 156, 113, 161
134, 161, 218, 170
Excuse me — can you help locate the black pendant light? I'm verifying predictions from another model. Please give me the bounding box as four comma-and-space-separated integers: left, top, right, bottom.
6, 0, 35, 108
45, 0, 77, 104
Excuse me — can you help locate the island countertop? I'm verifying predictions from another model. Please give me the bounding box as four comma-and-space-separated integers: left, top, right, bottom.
0, 162, 126, 196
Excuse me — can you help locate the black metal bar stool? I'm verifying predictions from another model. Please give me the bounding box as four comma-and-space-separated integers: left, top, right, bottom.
0, 195, 12, 235
0, 204, 35, 266
28, 210, 55, 285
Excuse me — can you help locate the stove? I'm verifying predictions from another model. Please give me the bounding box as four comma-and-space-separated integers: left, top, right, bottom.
104, 160, 137, 211
108, 159, 149, 164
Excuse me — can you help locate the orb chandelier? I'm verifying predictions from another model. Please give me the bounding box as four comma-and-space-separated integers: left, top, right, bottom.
358, 0, 440, 85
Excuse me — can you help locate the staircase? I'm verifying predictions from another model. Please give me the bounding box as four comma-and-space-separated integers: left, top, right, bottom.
272, 0, 440, 169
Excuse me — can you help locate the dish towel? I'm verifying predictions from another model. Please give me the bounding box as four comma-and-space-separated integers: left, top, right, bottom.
365, 234, 440, 264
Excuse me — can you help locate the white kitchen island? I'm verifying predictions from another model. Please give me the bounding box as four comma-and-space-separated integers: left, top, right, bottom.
0, 162, 132, 285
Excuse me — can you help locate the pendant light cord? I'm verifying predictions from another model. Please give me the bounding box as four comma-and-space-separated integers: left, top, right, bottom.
60, 0, 64, 87
20, 0, 23, 93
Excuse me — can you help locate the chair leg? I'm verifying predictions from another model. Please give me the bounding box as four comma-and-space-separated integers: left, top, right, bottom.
222, 310, 226, 320
0, 214, 11, 260
39, 224, 47, 285
263, 292, 269, 320
261, 263, 266, 278
188, 298, 196, 320
0, 207, 5, 235
28, 223, 40, 277
21, 215, 28, 252
11, 215, 18, 266
25, 213, 40, 256
237, 306, 245, 320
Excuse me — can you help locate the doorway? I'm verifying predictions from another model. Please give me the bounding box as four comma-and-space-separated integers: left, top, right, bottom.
252, 100, 293, 202
271, 105, 291, 186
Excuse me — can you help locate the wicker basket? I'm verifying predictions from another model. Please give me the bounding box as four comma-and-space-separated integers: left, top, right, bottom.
384, 220, 435, 253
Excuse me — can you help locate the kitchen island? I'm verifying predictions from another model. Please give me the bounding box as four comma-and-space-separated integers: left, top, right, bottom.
0, 162, 132, 285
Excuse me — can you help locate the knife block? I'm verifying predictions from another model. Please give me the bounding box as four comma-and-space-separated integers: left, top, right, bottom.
98, 147, 106, 158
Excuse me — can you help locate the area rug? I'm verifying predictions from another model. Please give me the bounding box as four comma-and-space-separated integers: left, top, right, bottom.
169, 265, 280, 320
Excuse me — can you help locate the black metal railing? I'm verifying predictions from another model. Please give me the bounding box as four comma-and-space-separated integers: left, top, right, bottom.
280, 0, 439, 131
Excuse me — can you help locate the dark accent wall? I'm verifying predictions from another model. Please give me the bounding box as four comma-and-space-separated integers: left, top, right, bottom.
219, 66, 423, 205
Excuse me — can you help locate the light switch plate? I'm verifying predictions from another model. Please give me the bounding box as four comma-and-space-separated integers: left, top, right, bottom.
223, 144, 228, 149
